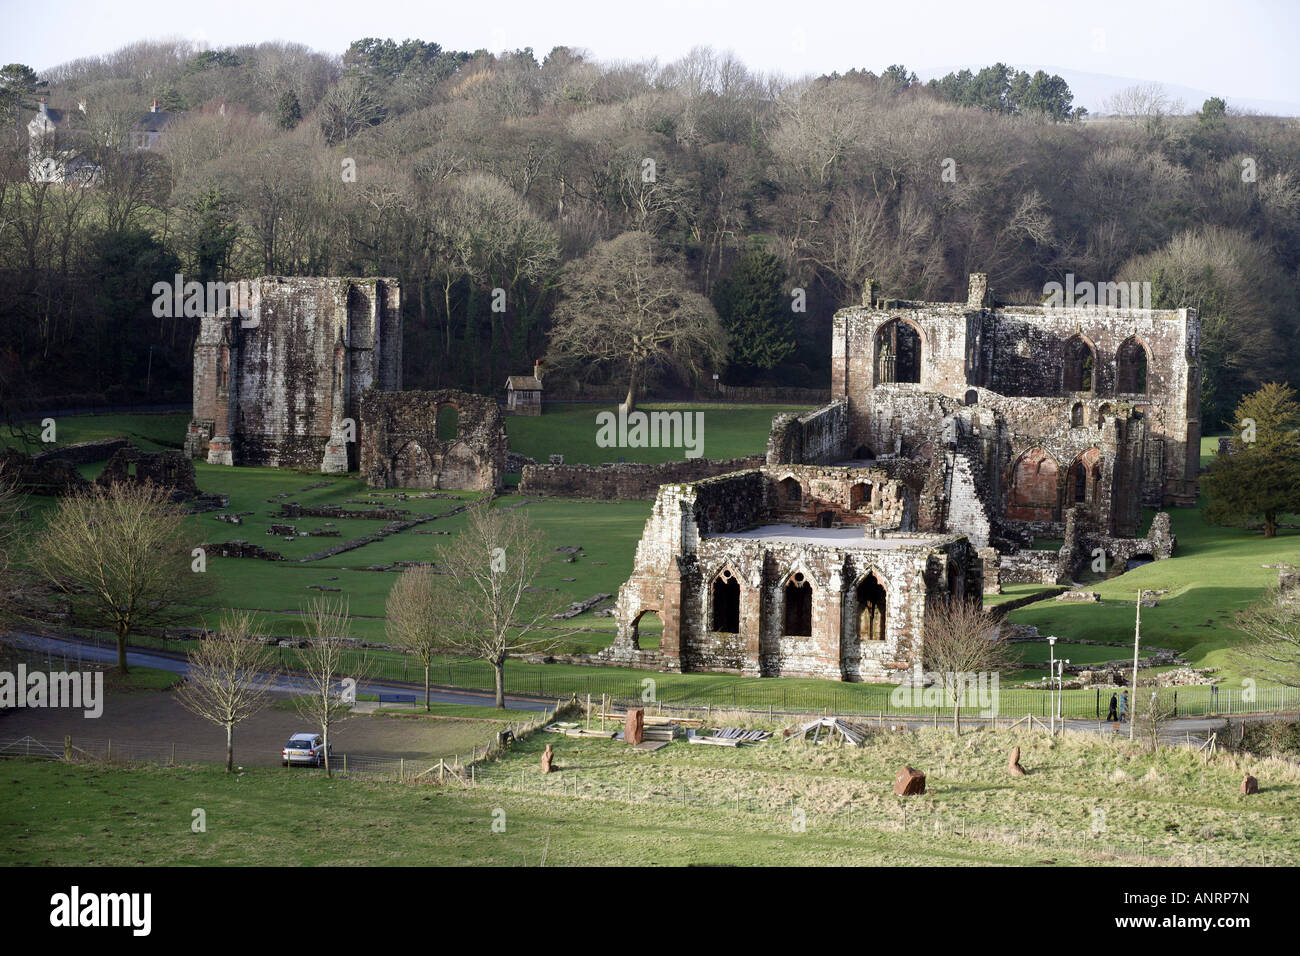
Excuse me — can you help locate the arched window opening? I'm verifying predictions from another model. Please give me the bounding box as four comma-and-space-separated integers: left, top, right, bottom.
856, 573, 887, 642
778, 477, 802, 504
437, 405, 459, 441
875, 319, 922, 384
1007, 448, 1060, 523
711, 570, 740, 634
1063, 336, 1095, 392
784, 573, 813, 637
1117, 338, 1149, 394
1071, 402, 1084, 427
850, 482, 873, 510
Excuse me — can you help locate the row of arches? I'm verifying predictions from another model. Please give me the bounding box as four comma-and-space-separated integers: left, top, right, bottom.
776, 477, 875, 511
707, 568, 889, 641
1063, 335, 1150, 395
1007, 446, 1104, 523
868, 321, 1153, 396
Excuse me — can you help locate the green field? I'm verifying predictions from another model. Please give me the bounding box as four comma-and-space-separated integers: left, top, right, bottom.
3, 724, 1295, 866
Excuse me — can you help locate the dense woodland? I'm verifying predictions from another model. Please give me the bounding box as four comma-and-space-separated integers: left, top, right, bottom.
1, 39, 1298, 429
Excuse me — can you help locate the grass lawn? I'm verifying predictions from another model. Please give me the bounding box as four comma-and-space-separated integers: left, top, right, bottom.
3, 724, 1295, 866
504, 401, 812, 465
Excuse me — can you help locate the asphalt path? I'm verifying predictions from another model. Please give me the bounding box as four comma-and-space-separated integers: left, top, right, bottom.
4, 632, 553, 713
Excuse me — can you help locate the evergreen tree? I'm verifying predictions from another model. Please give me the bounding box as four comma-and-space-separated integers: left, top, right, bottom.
1204, 383, 1300, 538
712, 243, 795, 382
276, 89, 302, 130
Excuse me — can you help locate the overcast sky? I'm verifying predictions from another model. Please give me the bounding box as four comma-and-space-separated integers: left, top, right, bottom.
6, 0, 1298, 111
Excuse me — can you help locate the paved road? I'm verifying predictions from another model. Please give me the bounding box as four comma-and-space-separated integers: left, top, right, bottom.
5, 632, 553, 713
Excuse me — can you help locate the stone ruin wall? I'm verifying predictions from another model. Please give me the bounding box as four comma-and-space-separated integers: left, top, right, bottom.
605, 468, 971, 682
187, 276, 401, 472
359, 389, 506, 492
519, 456, 765, 500
766, 398, 849, 465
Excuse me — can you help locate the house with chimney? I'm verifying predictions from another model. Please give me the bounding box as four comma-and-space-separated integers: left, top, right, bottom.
505, 362, 544, 415
27, 97, 180, 184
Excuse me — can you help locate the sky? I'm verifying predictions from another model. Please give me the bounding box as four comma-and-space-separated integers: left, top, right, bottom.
4, 0, 1299, 113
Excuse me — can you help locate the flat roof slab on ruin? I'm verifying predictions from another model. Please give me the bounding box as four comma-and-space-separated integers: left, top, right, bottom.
712, 525, 963, 551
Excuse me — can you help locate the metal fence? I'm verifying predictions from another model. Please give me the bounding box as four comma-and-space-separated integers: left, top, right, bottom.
62, 629, 1300, 721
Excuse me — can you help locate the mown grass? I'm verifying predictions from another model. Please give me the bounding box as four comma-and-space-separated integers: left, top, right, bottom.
2, 723, 1295, 866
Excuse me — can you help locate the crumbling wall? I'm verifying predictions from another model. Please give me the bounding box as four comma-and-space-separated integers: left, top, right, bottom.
0, 447, 89, 496
359, 389, 505, 492
766, 398, 848, 465
188, 276, 402, 472
520, 456, 763, 500
96, 448, 200, 498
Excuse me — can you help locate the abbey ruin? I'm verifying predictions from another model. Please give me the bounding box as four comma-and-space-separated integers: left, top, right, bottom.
611, 274, 1197, 682
185, 276, 402, 472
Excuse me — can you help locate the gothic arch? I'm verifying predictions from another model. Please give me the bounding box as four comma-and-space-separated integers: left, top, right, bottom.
1116, 337, 1150, 394
782, 570, 814, 637
874, 318, 923, 384
1063, 334, 1097, 393
710, 567, 741, 634
1007, 447, 1061, 523
854, 570, 888, 642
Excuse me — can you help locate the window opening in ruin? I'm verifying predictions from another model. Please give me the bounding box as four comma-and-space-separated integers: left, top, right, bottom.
779, 477, 801, 503
856, 573, 886, 641
632, 610, 663, 650
437, 405, 459, 441
816, 510, 836, 528
784, 573, 813, 637
1071, 402, 1084, 427
1117, 338, 1149, 394
875, 319, 921, 384
1070, 460, 1087, 502
1063, 336, 1095, 392
850, 482, 872, 510
1007, 448, 1060, 523
964, 389, 978, 405
1097, 403, 1112, 426
711, 570, 740, 633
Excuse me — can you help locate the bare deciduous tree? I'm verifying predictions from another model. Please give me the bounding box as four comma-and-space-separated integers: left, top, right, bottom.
292, 596, 370, 776
913, 598, 1011, 733
546, 230, 726, 411
29, 482, 213, 674
386, 563, 456, 711
1233, 586, 1300, 688
176, 612, 278, 772
433, 502, 570, 708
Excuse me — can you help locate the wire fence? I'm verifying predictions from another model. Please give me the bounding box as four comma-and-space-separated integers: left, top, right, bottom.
54, 629, 1300, 721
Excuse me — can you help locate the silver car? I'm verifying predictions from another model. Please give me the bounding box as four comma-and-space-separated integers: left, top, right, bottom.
282, 732, 330, 767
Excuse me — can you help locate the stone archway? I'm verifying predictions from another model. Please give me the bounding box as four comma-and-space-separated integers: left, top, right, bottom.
1007, 448, 1060, 522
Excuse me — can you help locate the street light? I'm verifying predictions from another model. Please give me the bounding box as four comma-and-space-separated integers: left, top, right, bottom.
1047, 636, 1056, 735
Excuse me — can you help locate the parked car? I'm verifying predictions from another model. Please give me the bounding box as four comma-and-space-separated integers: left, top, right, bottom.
282, 732, 331, 767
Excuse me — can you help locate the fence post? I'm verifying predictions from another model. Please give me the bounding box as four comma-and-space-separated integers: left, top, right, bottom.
64, 735, 72, 761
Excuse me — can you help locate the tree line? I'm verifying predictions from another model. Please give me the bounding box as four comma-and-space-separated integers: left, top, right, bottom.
1, 40, 1298, 428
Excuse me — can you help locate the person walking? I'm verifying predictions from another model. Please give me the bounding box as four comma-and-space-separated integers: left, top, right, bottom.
1106, 692, 1118, 722
1119, 689, 1129, 722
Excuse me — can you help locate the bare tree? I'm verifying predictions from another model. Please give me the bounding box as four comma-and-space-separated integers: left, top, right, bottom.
433, 502, 570, 708
546, 231, 726, 411
292, 596, 370, 776
176, 612, 278, 771
386, 563, 456, 711
29, 482, 213, 674
1133, 689, 1175, 753
0, 469, 24, 623
914, 598, 1011, 733
1232, 586, 1300, 688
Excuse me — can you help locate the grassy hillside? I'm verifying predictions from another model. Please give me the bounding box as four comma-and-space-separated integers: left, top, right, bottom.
3, 725, 1294, 866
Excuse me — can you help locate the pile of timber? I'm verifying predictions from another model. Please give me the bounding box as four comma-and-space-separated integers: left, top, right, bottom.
687, 727, 772, 747
597, 710, 702, 728
785, 717, 871, 746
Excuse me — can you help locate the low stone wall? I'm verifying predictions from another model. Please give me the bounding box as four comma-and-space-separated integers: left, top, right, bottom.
999, 548, 1066, 585
33, 437, 133, 466
519, 456, 764, 500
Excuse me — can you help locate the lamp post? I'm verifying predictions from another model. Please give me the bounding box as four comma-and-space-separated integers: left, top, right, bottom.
1047, 636, 1056, 735
1055, 657, 1070, 733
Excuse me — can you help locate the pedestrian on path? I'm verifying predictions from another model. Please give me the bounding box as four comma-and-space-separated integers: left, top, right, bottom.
1119, 689, 1129, 721
1106, 692, 1118, 721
